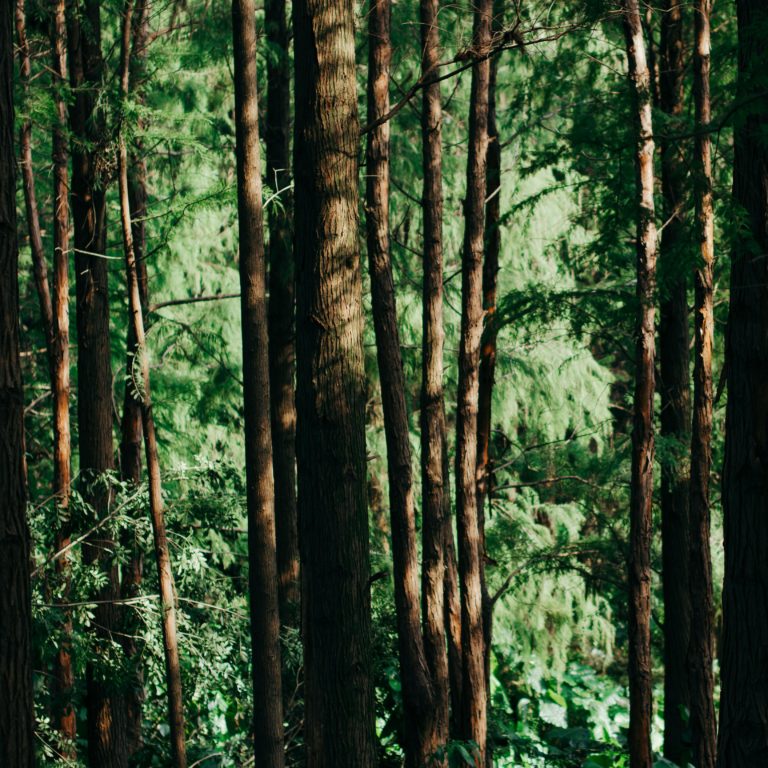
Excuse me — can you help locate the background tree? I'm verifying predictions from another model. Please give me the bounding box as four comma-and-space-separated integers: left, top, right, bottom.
231, 0, 286, 761
623, 1, 658, 766
688, 1, 717, 765
455, 0, 493, 760
0, 0, 34, 760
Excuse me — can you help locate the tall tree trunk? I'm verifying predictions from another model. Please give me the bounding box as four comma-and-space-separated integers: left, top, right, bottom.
716, 2, 768, 765
0, 1, 34, 760
419, 0, 452, 752
231, 0, 286, 764
50, 0, 76, 749
117, 5, 187, 765
623, 3, 658, 767
688, 2, 716, 766
119, 1, 150, 752
265, 0, 299, 628
365, 0, 437, 763
68, 0, 129, 762
16, 0, 76, 750
657, 4, 691, 761
477, 43, 501, 767
455, 0, 492, 760
293, 0, 377, 759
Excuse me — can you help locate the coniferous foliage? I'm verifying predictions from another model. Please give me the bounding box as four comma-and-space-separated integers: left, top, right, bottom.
3, 0, 765, 765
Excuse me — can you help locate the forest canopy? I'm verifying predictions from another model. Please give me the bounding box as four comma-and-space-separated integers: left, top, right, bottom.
0, 0, 766, 766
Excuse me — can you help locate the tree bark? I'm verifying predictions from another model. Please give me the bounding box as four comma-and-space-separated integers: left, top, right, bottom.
293, 0, 377, 759
477, 42, 501, 766
688, 3, 717, 767
656, 5, 692, 761
50, 0, 76, 749
623, 3, 658, 767
118, 2, 150, 752
118, 4, 188, 765
0, 1, 34, 761
365, 1, 438, 763
231, 0, 286, 764
16, 0, 76, 750
716, 2, 768, 766
68, 0, 129, 762
419, 0, 452, 753
265, 0, 299, 628
455, 0, 492, 760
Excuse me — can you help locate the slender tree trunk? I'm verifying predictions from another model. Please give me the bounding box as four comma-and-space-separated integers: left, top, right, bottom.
419, 0, 452, 753
477, 43, 501, 767
16, 0, 76, 750
68, 0, 129, 761
265, 0, 299, 628
455, 0, 492, 760
656, 5, 692, 761
117, 5, 188, 765
716, 2, 768, 766
365, 1, 437, 763
293, 0, 377, 759
50, 0, 76, 749
15, 0, 54, 357
623, 3, 658, 767
119, 2, 150, 752
231, 0, 287, 764
0, 3, 34, 761
688, 3, 716, 767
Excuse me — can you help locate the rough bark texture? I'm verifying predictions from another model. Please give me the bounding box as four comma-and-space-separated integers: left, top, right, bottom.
419, 0, 451, 754
0, 2, 34, 761
716, 2, 768, 766
656, 5, 691, 761
231, 0, 287, 764
68, 0, 129, 762
293, 0, 377, 762
118, 6, 188, 766
688, 3, 717, 767
365, 1, 438, 762
50, 0, 76, 748
623, 3, 658, 768
265, 0, 299, 628
455, 0, 492, 760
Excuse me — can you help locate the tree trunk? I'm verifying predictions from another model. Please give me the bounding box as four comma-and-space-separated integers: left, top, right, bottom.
477, 43, 501, 766
293, 0, 377, 759
265, 0, 299, 628
623, 3, 658, 767
118, 5, 188, 765
688, 3, 716, 767
0, 2, 34, 760
365, 1, 438, 763
50, 0, 76, 749
657, 4, 691, 761
716, 2, 768, 766
231, 0, 287, 764
119, 1, 150, 752
16, 0, 77, 750
455, 0, 492, 760
67, 1, 129, 762
419, 0, 451, 753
